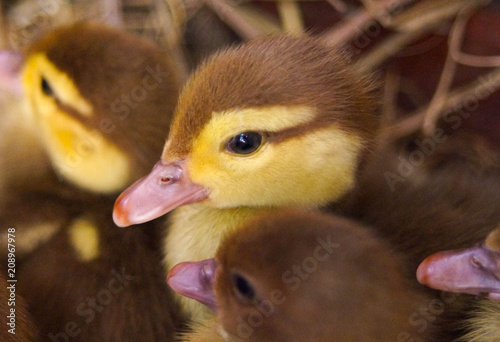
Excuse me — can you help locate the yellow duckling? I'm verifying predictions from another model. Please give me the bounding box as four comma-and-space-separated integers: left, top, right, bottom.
2, 22, 185, 340
113, 35, 379, 320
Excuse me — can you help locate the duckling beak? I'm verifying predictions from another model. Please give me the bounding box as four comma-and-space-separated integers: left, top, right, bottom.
417, 245, 500, 299
167, 259, 218, 312
113, 159, 208, 227
0, 50, 24, 95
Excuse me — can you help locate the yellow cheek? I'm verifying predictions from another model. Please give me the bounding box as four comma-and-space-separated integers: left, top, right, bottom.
40, 111, 131, 194
186, 105, 316, 179
189, 125, 363, 208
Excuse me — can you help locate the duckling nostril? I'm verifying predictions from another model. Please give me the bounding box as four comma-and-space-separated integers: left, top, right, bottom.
158, 171, 181, 185
471, 257, 481, 268
471, 255, 486, 269
160, 176, 173, 184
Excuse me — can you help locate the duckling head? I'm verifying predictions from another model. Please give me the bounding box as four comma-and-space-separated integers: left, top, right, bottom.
114, 35, 379, 226
417, 226, 500, 300
22, 22, 182, 194
168, 210, 423, 341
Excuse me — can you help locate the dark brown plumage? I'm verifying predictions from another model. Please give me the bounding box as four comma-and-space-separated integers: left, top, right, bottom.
343, 130, 500, 340
170, 210, 434, 342
17, 196, 184, 341
346, 130, 500, 266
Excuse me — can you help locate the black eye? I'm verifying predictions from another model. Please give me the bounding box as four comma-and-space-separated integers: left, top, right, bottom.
232, 273, 255, 302
41, 77, 54, 97
226, 132, 263, 155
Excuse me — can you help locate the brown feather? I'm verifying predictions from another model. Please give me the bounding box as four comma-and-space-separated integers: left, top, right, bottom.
17, 197, 184, 341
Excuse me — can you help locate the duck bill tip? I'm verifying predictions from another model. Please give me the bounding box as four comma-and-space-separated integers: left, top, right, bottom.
112, 159, 209, 227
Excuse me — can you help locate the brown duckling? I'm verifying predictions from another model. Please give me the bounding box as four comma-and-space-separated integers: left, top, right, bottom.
168, 210, 433, 341
345, 130, 500, 274
343, 130, 500, 340
2, 21, 183, 255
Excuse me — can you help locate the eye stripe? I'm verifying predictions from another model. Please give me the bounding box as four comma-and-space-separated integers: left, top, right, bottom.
212, 106, 317, 133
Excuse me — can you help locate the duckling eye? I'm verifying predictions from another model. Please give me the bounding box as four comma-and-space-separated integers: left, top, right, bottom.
232, 273, 256, 302
41, 77, 54, 97
226, 132, 262, 155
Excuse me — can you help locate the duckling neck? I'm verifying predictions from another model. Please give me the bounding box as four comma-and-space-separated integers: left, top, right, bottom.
164, 205, 269, 270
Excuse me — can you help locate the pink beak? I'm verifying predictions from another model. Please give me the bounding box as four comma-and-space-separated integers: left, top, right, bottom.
0, 50, 24, 95
113, 159, 208, 227
167, 259, 219, 311
417, 244, 500, 300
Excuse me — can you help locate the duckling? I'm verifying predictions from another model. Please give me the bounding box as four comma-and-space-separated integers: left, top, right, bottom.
113, 35, 379, 320
168, 210, 434, 342
345, 130, 500, 277
343, 130, 500, 340
2, 21, 184, 254
0, 273, 39, 341
18, 200, 184, 341
2, 22, 185, 340
21, 21, 182, 195
417, 227, 500, 342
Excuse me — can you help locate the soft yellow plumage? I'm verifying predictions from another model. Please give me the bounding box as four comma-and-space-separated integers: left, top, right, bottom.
166, 205, 272, 320
187, 106, 363, 208
457, 299, 500, 342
